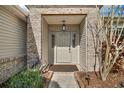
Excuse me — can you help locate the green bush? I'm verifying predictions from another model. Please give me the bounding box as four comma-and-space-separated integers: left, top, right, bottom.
2, 68, 43, 88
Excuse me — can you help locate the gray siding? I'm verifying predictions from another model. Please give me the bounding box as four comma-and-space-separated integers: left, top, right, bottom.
0, 6, 27, 58
0, 6, 27, 84
42, 18, 48, 65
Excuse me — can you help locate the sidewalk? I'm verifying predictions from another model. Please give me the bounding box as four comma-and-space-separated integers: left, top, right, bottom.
48, 72, 79, 88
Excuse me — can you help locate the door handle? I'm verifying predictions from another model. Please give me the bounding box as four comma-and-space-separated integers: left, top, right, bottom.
69, 46, 71, 53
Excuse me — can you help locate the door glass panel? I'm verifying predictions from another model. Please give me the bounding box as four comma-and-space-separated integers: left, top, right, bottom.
72, 34, 76, 48
52, 34, 55, 48
56, 32, 71, 63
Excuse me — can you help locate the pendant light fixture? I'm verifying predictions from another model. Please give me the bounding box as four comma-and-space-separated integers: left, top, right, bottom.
62, 20, 66, 31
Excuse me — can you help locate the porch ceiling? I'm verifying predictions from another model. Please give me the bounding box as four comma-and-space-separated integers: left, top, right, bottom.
43, 15, 85, 24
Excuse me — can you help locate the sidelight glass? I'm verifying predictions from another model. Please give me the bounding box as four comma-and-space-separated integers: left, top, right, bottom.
72, 34, 76, 48
52, 34, 55, 48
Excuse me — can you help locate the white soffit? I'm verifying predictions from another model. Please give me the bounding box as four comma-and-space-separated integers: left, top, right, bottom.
43, 15, 85, 24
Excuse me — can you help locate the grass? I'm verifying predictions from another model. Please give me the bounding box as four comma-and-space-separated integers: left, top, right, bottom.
0, 68, 43, 88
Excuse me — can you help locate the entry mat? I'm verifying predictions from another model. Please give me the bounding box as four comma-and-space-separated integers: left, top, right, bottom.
49, 65, 79, 72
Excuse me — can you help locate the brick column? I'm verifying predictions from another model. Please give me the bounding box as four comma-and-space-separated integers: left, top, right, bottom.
27, 13, 42, 68
87, 8, 99, 71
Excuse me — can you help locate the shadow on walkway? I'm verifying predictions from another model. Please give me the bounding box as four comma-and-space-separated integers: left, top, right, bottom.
48, 80, 61, 88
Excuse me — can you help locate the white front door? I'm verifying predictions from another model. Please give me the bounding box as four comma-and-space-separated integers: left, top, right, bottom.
56, 32, 71, 63
49, 31, 79, 64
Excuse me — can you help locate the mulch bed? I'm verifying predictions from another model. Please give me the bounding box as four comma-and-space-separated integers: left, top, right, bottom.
74, 70, 124, 88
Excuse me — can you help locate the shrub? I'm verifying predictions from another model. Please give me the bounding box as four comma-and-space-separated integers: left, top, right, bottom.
1, 68, 43, 88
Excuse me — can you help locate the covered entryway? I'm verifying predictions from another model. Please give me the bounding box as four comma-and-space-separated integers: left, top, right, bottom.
27, 6, 99, 88
42, 14, 86, 66
28, 5, 99, 72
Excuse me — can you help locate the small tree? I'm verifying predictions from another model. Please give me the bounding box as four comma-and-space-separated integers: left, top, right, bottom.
95, 5, 124, 81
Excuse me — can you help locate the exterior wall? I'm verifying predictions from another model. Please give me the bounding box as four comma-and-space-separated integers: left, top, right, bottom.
28, 6, 99, 71
79, 18, 87, 71
0, 56, 26, 84
42, 18, 48, 65
87, 9, 99, 71
27, 12, 42, 67
0, 6, 27, 84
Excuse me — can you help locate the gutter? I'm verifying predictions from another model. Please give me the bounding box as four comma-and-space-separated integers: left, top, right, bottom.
2, 5, 29, 22
15, 5, 29, 17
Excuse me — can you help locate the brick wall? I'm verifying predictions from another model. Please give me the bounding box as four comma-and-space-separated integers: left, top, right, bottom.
87, 9, 99, 71
27, 6, 100, 71
27, 12, 42, 68
0, 56, 26, 84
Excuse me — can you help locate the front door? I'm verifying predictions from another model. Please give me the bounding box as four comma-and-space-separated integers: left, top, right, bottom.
49, 31, 79, 64
56, 32, 71, 63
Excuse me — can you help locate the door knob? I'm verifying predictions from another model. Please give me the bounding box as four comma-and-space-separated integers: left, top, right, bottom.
69, 46, 71, 53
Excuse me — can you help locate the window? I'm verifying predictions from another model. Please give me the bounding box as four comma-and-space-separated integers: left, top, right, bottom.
52, 34, 55, 48
117, 28, 124, 36
72, 34, 76, 48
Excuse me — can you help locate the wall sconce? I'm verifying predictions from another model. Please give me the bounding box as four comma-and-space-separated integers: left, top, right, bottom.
62, 20, 66, 31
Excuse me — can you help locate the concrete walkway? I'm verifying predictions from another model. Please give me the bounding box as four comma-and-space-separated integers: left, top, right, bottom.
48, 72, 79, 88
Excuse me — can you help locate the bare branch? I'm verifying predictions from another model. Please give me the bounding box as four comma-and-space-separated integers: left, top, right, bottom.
115, 22, 124, 45
110, 5, 114, 44
95, 5, 124, 81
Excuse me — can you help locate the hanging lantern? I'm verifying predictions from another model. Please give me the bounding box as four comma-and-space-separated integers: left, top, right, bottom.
62, 20, 66, 31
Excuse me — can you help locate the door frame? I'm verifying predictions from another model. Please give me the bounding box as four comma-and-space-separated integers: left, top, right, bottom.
48, 31, 79, 65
